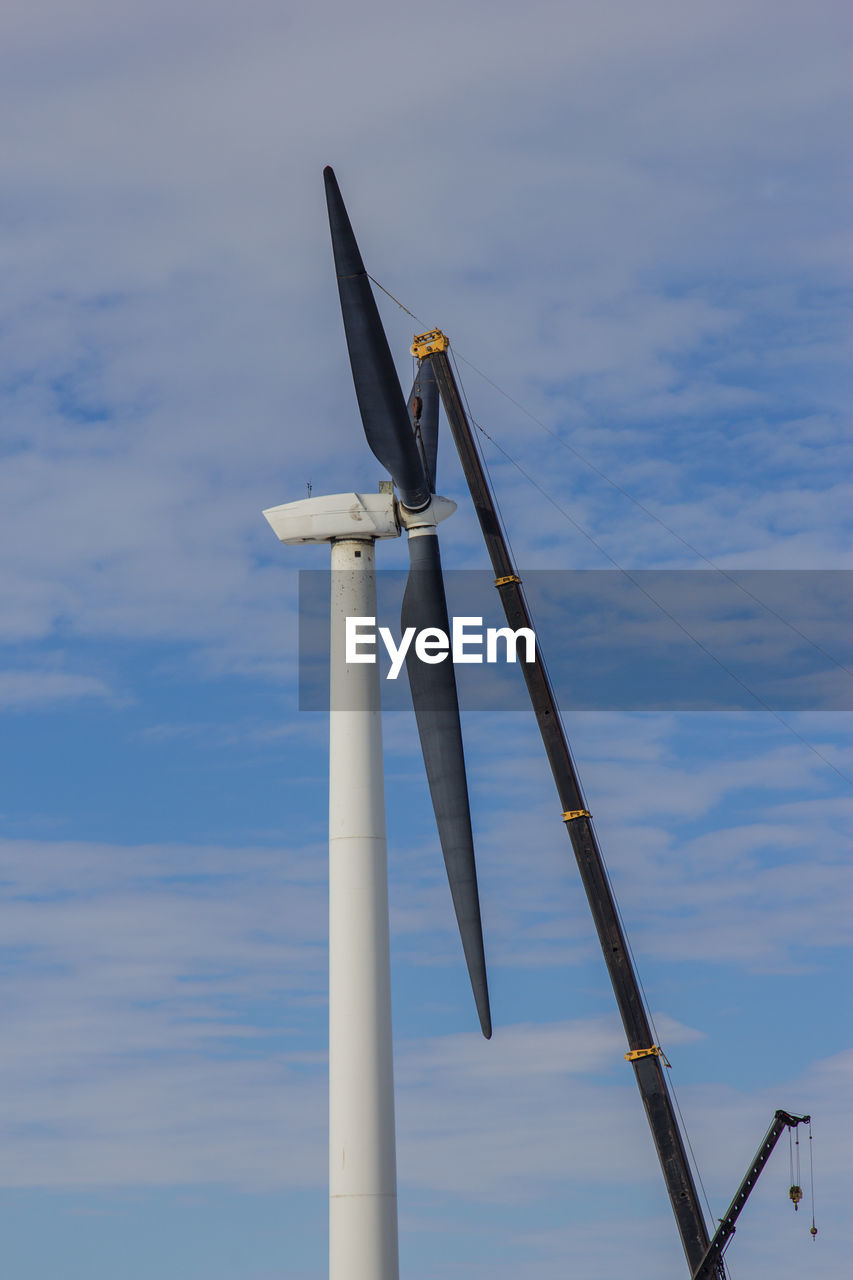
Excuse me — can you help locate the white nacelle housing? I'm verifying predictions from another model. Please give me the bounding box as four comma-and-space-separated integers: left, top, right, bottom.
263, 491, 401, 544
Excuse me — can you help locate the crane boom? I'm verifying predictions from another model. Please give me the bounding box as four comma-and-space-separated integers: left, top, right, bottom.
691, 1111, 810, 1280
420, 339, 717, 1277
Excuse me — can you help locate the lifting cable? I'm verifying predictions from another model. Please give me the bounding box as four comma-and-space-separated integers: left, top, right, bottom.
371, 268, 852, 691
446, 352, 853, 790
789, 1124, 803, 1209
370, 270, 852, 687
452, 343, 853, 685
368, 272, 852, 788
808, 1119, 818, 1240
789, 1117, 818, 1240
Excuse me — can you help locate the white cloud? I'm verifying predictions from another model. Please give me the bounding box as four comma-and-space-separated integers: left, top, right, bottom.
0, 826, 847, 1278
0, 836, 328, 1187
0, 0, 849, 679
0, 668, 115, 708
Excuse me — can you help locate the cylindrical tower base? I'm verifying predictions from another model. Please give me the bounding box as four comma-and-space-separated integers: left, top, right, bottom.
328, 538, 399, 1280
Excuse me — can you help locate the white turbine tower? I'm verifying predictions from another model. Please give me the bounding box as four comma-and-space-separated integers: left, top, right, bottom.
263, 169, 491, 1280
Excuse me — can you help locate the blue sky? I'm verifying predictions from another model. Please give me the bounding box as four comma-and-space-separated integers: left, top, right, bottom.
1, 1, 850, 1277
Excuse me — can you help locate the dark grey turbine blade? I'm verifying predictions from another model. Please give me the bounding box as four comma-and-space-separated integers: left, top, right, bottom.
407, 361, 440, 493
402, 531, 492, 1038
324, 167, 430, 512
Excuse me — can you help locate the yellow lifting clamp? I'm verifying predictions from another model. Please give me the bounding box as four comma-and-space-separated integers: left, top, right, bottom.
562, 809, 591, 822
494, 574, 521, 588
625, 1045, 671, 1068
411, 329, 449, 359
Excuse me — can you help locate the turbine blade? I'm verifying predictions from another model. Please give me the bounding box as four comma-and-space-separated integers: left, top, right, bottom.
402, 531, 492, 1038
323, 167, 430, 511
407, 361, 440, 492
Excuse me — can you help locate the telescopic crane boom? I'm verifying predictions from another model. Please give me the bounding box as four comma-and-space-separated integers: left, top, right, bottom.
415, 332, 717, 1278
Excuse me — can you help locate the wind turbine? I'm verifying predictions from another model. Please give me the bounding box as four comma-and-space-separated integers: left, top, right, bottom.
263, 167, 491, 1280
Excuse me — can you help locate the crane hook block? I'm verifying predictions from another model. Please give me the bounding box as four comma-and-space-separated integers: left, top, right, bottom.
789, 1184, 803, 1209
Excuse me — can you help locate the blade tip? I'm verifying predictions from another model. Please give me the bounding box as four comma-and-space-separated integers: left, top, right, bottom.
479, 1003, 492, 1040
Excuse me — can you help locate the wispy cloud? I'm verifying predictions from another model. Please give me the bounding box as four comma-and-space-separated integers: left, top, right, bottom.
1, 1, 849, 679
0, 669, 115, 709
0, 835, 327, 1187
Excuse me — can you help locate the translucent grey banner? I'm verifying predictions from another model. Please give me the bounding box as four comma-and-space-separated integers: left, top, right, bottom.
299, 570, 853, 711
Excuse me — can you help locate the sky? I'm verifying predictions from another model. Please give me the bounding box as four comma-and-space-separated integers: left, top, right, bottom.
0, 1, 851, 1277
